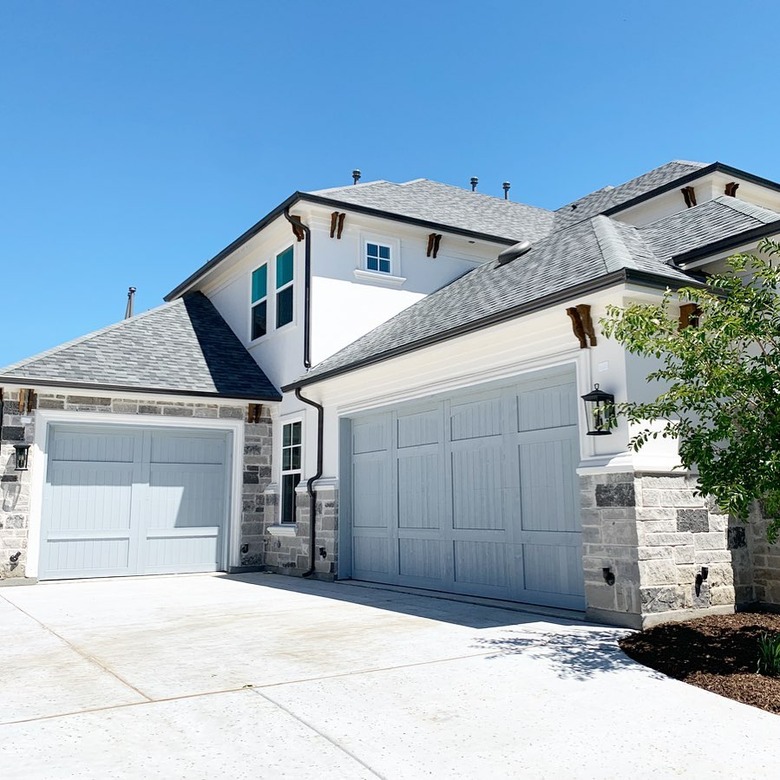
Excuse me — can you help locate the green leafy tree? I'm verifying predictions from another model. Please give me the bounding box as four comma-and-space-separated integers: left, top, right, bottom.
602, 238, 780, 542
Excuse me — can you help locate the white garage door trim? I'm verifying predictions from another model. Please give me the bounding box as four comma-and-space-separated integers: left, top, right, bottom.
341, 366, 585, 610
27, 409, 244, 579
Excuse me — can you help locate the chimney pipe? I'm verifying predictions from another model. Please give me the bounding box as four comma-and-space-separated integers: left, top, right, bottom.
503, 181, 511, 200
470, 176, 479, 192
125, 287, 136, 319
352, 169, 361, 185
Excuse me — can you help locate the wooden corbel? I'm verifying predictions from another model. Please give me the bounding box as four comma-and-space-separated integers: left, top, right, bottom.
426, 233, 442, 258
681, 186, 697, 208
566, 305, 597, 348
329, 211, 346, 239
289, 216, 305, 242
247, 403, 264, 424
17, 389, 37, 414
679, 303, 701, 329
724, 181, 740, 197
566, 307, 588, 349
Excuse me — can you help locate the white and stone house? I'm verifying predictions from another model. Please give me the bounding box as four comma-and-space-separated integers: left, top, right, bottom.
2, 160, 780, 628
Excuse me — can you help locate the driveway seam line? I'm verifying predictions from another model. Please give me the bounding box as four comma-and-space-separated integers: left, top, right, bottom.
0, 596, 153, 703
250, 687, 387, 780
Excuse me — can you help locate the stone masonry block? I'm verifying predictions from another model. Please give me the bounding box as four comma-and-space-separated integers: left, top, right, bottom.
693, 532, 727, 551
641, 585, 685, 613
672, 545, 695, 565
727, 526, 747, 549
595, 483, 635, 507
637, 546, 672, 561
639, 559, 680, 586
645, 532, 693, 547
676, 509, 709, 533
641, 489, 702, 508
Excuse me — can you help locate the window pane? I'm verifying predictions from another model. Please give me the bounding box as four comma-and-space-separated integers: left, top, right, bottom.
379, 259, 391, 273
277, 285, 294, 327
291, 421, 301, 445
251, 265, 267, 303
367, 256, 378, 271
251, 301, 267, 340
281, 473, 300, 524
291, 446, 301, 470
282, 449, 291, 471
283, 423, 291, 447
379, 245, 390, 259
276, 247, 294, 288
367, 243, 378, 256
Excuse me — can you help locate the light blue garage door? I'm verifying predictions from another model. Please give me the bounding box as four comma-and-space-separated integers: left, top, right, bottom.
40, 425, 230, 580
348, 368, 584, 610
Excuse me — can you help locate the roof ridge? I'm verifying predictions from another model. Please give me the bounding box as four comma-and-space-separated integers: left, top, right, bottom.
591, 216, 636, 273
0, 298, 181, 375
308, 180, 389, 195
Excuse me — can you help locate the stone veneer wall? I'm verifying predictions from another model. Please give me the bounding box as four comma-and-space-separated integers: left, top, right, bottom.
0, 389, 273, 582
262, 483, 338, 579
582, 471, 755, 628
747, 503, 780, 607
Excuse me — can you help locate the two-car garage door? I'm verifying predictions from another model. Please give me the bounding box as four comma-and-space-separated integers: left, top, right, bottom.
348, 368, 584, 610
39, 425, 230, 580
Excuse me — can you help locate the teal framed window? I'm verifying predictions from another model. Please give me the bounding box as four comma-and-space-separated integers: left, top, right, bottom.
276, 246, 294, 328
250, 264, 268, 340
281, 421, 302, 524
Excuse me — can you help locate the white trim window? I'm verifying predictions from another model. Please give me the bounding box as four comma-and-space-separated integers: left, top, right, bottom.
250, 263, 268, 340
365, 242, 392, 274
280, 420, 302, 524
275, 246, 294, 328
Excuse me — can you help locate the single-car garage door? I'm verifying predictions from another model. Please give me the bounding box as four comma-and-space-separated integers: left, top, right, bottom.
348, 368, 584, 610
40, 424, 230, 580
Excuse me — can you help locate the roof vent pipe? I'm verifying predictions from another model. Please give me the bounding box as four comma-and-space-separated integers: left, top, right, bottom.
503, 181, 511, 200
496, 240, 532, 266
124, 287, 136, 319
470, 176, 479, 192
352, 169, 361, 185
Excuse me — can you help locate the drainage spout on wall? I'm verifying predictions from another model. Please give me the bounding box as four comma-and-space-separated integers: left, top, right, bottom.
295, 387, 324, 577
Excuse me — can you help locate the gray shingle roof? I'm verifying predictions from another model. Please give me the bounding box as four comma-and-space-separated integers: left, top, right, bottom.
308, 179, 556, 242
639, 196, 780, 261
555, 160, 709, 227
294, 216, 693, 387
0, 293, 281, 400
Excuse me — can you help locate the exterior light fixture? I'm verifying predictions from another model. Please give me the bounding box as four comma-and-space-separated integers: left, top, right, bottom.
581, 385, 616, 436
13, 443, 31, 471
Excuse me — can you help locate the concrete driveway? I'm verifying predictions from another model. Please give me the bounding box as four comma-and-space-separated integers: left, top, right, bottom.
0, 574, 777, 779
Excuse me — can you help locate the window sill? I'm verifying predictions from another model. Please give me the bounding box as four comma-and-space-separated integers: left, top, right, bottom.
267, 524, 298, 537
353, 268, 406, 288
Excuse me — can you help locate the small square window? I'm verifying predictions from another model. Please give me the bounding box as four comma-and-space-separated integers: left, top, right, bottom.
366, 242, 392, 274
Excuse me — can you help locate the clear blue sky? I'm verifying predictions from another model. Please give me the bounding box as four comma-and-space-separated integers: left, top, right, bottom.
2, 0, 778, 366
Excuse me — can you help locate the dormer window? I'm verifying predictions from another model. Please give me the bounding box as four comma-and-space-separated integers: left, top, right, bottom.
366, 242, 392, 274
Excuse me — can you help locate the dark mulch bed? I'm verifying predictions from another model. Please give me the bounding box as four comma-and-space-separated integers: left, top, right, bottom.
620, 611, 780, 714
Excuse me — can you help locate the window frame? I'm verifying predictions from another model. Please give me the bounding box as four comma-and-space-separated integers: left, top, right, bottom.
280, 419, 303, 525
248, 243, 296, 343
365, 241, 393, 274
275, 245, 295, 330
249, 263, 268, 342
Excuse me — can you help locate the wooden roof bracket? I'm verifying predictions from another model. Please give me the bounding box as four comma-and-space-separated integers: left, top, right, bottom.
566, 304, 597, 348
681, 186, 697, 208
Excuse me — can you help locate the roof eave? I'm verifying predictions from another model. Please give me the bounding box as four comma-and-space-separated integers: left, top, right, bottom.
0, 376, 282, 402
672, 220, 780, 267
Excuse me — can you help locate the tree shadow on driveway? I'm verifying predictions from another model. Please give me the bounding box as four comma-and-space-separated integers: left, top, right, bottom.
474, 626, 667, 681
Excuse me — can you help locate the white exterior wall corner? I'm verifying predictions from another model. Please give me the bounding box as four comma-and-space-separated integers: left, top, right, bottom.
0, 388, 275, 583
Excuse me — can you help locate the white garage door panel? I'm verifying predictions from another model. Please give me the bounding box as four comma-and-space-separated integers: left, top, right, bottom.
41, 425, 229, 580
349, 369, 584, 610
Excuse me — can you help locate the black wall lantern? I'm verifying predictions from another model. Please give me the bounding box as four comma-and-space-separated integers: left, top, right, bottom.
13, 443, 31, 471
581, 385, 616, 436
